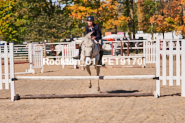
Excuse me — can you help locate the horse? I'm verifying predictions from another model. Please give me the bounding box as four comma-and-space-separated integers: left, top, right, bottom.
55, 43, 70, 59
55, 45, 64, 58
80, 31, 101, 92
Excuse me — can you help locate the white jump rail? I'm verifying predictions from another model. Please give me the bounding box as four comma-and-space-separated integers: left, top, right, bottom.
15, 75, 156, 80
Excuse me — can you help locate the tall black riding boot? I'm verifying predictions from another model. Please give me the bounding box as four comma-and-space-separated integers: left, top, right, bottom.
73, 46, 81, 59
98, 50, 104, 65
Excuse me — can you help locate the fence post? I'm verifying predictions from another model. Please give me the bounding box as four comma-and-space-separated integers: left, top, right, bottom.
9, 43, 15, 101
143, 40, 146, 67
155, 39, 160, 98
181, 40, 185, 97
127, 39, 129, 56
41, 45, 44, 73
44, 40, 46, 58
4, 43, 9, 89
169, 40, 173, 86
29, 43, 33, 71
162, 40, 166, 85
121, 40, 123, 56
176, 40, 180, 86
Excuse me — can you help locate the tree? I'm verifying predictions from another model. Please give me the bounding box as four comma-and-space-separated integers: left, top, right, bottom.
67, 0, 130, 35
117, 0, 138, 38
18, 0, 73, 42
137, 0, 158, 33
150, 0, 185, 38
0, 0, 26, 43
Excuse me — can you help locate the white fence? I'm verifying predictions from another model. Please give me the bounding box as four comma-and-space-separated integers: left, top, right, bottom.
0, 43, 15, 101
143, 40, 156, 64
0, 44, 28, 61
155, 39, 185, 97
61, 41, 76, 60
102, 40, 144, 56
26, 43, 44, 74
45, 41, 78, 59
44, 41, 77, 68
60, 41, 76, 68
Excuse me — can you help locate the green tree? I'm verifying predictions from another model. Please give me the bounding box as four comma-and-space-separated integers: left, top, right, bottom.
19, 0, 73, 42
117, 0, 138, 38
0, 0, 26, 43
137, 0, 158, 34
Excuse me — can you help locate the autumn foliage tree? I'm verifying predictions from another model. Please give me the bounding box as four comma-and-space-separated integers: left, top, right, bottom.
0, 0, 74, 43
67, 0, 130, 34
150, 0, 185, 38
137, 0, 158, 33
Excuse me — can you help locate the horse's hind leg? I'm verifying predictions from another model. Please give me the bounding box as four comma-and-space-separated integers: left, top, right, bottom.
86, 65, 92, 88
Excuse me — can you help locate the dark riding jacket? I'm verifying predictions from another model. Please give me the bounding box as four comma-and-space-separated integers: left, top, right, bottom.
85, 24, 102, 42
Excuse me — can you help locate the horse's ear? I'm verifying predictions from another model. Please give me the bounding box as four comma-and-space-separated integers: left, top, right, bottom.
85, 31, 94, 38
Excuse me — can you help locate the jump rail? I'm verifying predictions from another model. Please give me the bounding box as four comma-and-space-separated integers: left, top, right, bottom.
14, 93, 154, 100
13, 75, 156, 80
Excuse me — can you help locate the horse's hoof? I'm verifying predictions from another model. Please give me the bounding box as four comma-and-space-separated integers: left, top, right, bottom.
82, 67, 85, 71
89, 83, 92, 88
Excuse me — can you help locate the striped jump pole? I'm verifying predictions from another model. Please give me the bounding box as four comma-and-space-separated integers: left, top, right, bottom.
13, 75, 156, 81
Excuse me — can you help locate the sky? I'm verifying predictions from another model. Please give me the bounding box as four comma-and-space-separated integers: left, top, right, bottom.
52, 0, 58, 3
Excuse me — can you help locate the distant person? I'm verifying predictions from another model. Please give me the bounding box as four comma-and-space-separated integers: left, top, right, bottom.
70, 35, 73, 42
123, 35, 127, 40
37, 42, 42, 48
50, 45, 56, 60
63, 36, 67, 42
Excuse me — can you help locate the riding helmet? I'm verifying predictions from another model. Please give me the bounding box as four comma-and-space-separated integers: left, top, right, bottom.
86, 16, 94, 21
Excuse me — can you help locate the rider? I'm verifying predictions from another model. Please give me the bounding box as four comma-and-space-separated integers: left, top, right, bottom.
74, 16, 104, 65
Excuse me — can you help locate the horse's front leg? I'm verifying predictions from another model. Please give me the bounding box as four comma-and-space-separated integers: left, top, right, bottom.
81, 54, 85, 71
86, 65, 92, 88
95, 55, 101, 92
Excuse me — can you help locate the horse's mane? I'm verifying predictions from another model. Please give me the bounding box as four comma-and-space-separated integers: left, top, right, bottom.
82, 31, 94, 45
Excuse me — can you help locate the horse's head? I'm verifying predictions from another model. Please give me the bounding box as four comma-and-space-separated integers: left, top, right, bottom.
83, 31, 94, 58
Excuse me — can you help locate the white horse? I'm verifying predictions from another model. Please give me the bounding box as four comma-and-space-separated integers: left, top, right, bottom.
102, 42, 122, 55
81, 31, 101, 92
55, 45, 63, 57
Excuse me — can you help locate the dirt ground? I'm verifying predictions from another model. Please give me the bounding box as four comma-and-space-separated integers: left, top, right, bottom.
0, 60, 184, 123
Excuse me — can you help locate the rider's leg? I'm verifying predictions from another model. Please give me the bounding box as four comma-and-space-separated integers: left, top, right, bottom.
98, 50, 104, 65
98, 39, 104, 65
